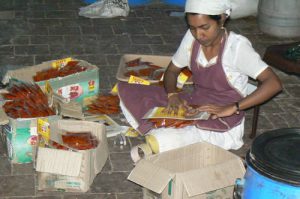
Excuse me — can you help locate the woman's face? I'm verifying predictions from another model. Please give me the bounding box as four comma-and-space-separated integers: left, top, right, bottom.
187, 14, 223, 47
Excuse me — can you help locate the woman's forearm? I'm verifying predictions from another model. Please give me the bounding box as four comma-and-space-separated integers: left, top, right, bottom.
238, 67, 282, 111
163, 62, 182, 94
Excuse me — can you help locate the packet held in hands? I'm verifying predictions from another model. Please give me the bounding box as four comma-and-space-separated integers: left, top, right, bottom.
143, 107, 210, 120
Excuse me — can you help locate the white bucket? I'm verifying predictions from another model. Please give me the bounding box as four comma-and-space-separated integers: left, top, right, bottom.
257, 0, 300, 38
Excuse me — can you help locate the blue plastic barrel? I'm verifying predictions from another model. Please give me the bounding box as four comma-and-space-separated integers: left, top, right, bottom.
84, 0, 97, 4
84, 0, 152, 7
243, 165, 300, 198
242, 128, 300, 199
128, 0, 152, 7
162, 0, 186, 7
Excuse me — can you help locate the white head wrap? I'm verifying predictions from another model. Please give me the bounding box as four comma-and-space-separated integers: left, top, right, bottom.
185, 0, 231, 16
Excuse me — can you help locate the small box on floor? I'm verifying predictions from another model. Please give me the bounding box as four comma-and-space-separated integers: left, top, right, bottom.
0, 109, 60, 164
36, 120, 108, 192
2, 58, 99, 108
128, 142, 246, 199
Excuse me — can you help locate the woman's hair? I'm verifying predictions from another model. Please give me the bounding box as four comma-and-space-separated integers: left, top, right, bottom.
208, 15, 222, 21
185, 13, 222, 24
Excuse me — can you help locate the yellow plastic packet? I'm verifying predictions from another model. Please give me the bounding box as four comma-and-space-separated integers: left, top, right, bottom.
160, 71, 189, 89
51, 57, 72, 69
144, 107, 186, 119
128, 75, 150, 85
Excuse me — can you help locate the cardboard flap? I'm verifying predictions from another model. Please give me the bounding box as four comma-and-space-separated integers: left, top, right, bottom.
59, 100, 83, 119
36, 147, 82, 177
2, 71, 13, 85
0, 108, 9, 125
2, 69, 35, 84
127, 159, 174, 194
181, 158, 245, 197
2, 60, 61, 85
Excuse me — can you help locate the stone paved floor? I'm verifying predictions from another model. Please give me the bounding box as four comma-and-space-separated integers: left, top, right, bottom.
0, 0, 300, 198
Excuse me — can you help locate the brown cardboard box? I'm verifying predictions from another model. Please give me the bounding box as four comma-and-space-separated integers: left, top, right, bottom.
0, 86, 86, 164
128, 142, 245, 199
2, 58, 99, 108
36, 120, 108, 192
0, 107, 60, 164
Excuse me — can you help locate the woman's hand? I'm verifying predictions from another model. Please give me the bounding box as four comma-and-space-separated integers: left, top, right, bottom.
185, 106, 200, 117
197, 103, 237, 119
164, 94, 187, 115
163, 62, 185, 115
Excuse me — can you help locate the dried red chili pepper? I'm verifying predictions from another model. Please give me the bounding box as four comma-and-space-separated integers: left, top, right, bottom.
33, 61, 87, 82
85, 94, 120, 115
2, 82, 55, 118
62, 132, 98, 150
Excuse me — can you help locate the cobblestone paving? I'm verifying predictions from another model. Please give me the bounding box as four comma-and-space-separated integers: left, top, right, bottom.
0, 0, 299, 198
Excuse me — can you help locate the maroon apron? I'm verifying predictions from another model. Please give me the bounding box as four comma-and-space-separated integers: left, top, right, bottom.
118, 34, 244, 134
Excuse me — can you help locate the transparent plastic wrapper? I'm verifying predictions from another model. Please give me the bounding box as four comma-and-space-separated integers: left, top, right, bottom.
145, 106, 210, 129
33, 61, 87, 82
1, 82, 55, 119
62, 131, 99, 150
149, 118, 195, 129
85, 94, 120, 115
79, 0, 130, 18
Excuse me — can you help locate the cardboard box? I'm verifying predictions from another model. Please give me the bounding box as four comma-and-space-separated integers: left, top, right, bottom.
128, 142, 245, 199
0, 108, 60, 164
116, 54, 193, 84
2, 59, 99, 108
36, 120, 108, 192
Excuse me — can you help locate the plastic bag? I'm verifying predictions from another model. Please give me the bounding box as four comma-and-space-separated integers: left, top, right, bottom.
79, 0, 130, 18
62, 132, 99, 150
230, 0, 259, 19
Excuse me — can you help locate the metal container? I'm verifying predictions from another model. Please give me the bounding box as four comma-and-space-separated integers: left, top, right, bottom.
257, 0, 300, 38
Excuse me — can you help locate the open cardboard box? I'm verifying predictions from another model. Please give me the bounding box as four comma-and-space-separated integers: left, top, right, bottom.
0, 104, 60, 164
36, 119, 108, 192
2, 58, 99, 108
0, 84, 85, 163
128, 142, 245, 199
116, 54, 193, 84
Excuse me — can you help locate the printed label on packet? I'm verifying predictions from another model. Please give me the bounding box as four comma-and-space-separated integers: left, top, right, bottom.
128, 75, 150, 85
37, 118, 50, 146
51, 57, 72, 69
